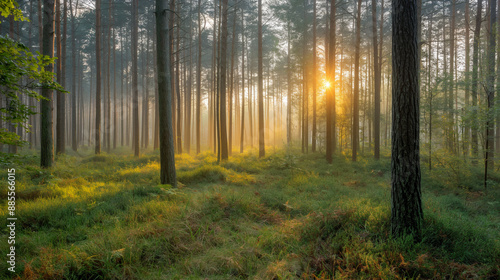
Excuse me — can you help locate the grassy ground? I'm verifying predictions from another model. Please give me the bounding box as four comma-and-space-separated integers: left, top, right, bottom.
0, 147, 499, 279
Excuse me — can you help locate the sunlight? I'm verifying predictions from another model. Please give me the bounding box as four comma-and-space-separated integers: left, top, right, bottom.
324, 80, 331, 89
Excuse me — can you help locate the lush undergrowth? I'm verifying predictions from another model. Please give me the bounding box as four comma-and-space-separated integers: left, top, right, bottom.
0, 146, 499, 279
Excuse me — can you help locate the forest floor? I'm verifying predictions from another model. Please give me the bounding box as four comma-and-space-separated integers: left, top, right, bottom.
1, 147, 499, 279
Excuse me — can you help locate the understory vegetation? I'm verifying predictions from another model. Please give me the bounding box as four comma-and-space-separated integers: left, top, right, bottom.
1, 148, 499, 279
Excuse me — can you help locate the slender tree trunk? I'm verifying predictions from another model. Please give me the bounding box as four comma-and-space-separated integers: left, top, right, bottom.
132, 0, 140, 157
185, 1, 193, 154
95, 0, 102, 154
41, 0, 55, 167
484, 0, 496, 186
196, 0, 202, 154
464, 0, 470, 156
176, 5, 182, 154
287, 20, 292, 146
229, 7, 237, 156
56, 0, 65, 154
312, 0, 317, 152
112, 0, 117, 150
240, 9, 246, 153
352, 0, 362, 162
372, 0, 381, 159
219, 0, 229, 161
326, 0, 336, 163
258, 0, 265, 157
391, 0, 423, 240
70, 0, 78, 151
471, 0, 483, 162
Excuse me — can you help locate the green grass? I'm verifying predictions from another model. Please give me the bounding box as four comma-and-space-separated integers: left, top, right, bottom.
0, 147, 499, 279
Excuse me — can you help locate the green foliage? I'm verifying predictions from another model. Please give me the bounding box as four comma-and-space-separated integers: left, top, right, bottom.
0, 35, 64, 146
0, 0, 26, 22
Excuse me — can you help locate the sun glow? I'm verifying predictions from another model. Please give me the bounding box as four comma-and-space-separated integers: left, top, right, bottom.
324, 80, 331, 89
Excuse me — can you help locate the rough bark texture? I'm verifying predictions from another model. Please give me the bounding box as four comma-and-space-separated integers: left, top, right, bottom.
41, 0, 56, 167
391, 0, 423, 240
156, 0, 177, 186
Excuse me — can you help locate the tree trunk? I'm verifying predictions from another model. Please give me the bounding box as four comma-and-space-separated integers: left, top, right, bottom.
312, 0, 317, 152
287, 20, 292, 146
258, 0, 265, 158
156, 0, 177, 186
352, 0, 362, 162
95, 0, 102, 154
391, 0, 423, 240
326, 0, 336, 163
484, 0, 496, 186
132, 0, 140, 157
70, 0, 78, 151
218, 0, 229, 161
372, 0, 381, 160
41, 0, 55, 167
471, 0, 482, 162
240, 9, 246, 153
56, 0, 65, 154
196, 0, 202, 154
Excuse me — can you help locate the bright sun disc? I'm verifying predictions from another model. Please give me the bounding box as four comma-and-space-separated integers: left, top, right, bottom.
324, 81, 331, 89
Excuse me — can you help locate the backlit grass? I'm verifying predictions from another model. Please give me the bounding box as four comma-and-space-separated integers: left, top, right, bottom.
0, 147, 499, 279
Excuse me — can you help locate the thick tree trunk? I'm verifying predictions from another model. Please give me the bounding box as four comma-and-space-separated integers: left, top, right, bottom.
391, 0, 423, 240
41, 0, 55, 167
156, 0, 176, 186
219, 0, 229, 161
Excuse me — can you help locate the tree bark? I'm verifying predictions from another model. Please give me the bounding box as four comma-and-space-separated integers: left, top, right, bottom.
471, 0, 482, 162
41, 0, 55, 167
372, 0, 381, 160
484, 0, 496, 186
258, 0, 265, 158
352, 0, 362, 162
196, 0, 202, 154
156, 0, 177, 186
132, 0, 140, 157
56, 0, 65, 154
391, 0, 423, 240
326, 0, 336, 163
95, 0, 102, 154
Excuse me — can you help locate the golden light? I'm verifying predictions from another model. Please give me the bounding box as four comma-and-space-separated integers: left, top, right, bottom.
324, 80, 331, 89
